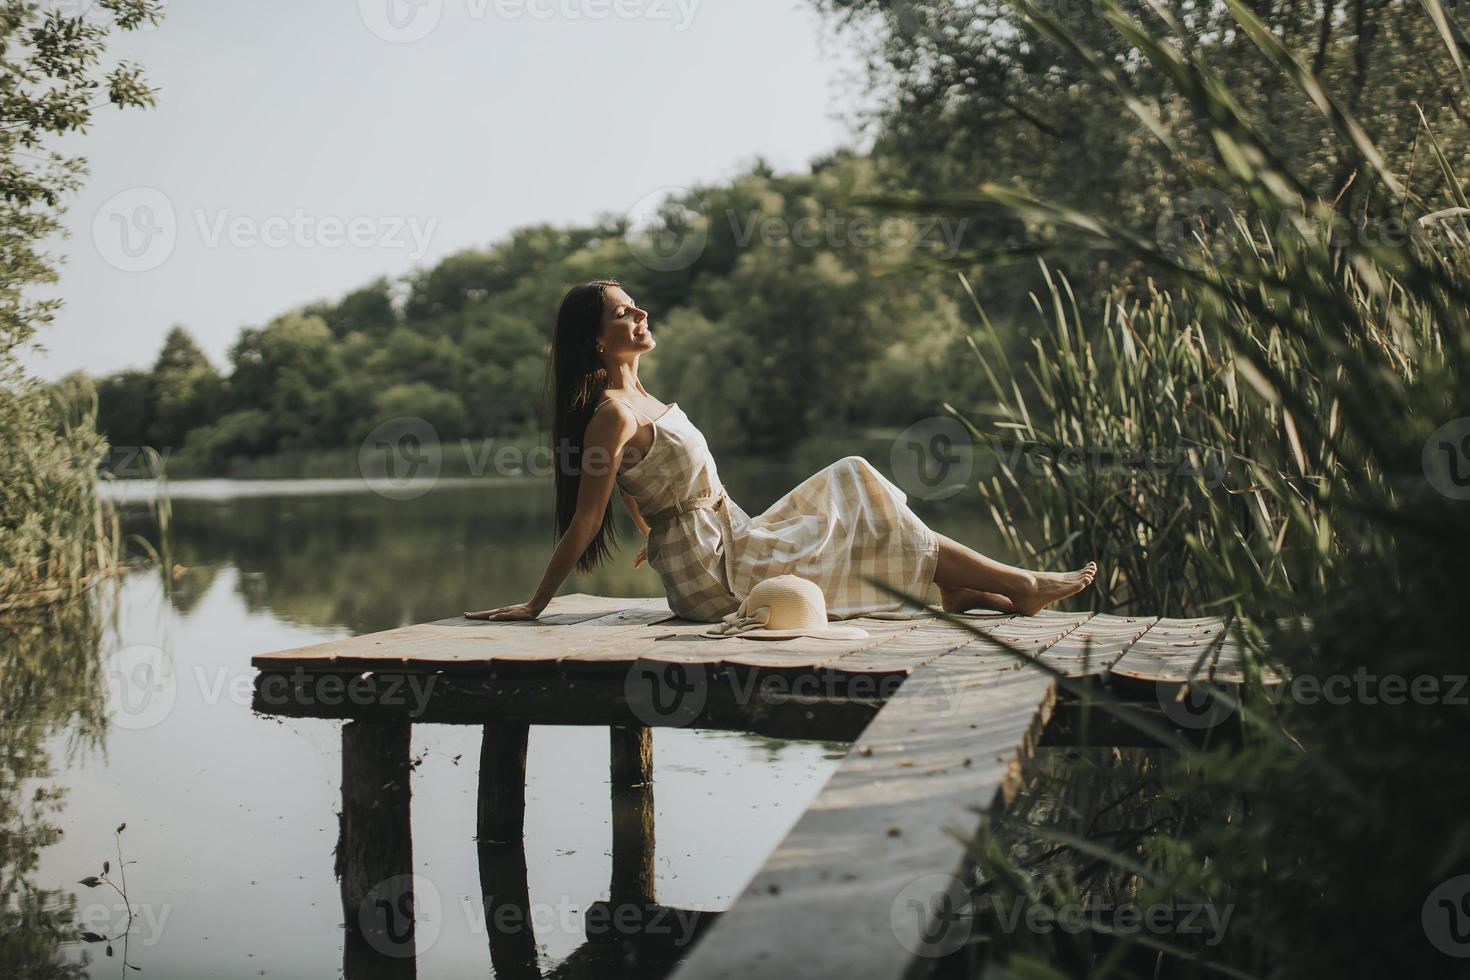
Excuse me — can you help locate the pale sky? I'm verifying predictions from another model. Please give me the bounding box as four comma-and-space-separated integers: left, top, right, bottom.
21, 0, 870, 380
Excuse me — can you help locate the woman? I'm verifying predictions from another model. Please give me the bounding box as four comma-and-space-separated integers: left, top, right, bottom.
465, 279, 1096, 623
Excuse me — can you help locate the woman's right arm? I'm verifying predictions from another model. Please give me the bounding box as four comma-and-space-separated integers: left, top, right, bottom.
465, 402, 635, 621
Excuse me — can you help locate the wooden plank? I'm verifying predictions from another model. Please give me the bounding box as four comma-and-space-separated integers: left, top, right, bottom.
251, 595, 675, 672
1106, 615, 1278, 684
667, 615, 1108, 980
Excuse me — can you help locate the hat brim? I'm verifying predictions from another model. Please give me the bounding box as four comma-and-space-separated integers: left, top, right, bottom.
700, 624, 870, 641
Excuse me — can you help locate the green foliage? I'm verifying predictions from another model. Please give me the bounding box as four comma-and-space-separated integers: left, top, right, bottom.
93, 153, 993, 471
0, 5, 163, 973
855, 0, 1470, 976
957, 252, 1407, 615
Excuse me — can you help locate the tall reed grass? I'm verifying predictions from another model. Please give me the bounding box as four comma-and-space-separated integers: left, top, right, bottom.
864, 0, 1470, 974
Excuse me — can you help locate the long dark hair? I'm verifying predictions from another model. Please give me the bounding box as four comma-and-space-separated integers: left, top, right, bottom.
546, 278, 622, 572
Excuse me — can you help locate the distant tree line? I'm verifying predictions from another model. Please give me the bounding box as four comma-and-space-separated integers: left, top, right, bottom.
92, 151, 1002, 473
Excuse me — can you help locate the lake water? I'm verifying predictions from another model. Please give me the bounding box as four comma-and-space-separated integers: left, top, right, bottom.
12, 463, 1003, 979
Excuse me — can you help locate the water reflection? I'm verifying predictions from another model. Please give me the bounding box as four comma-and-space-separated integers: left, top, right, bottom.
110, 465, 1001, 635
1, 596, 109, 978
16, 467, 981, 978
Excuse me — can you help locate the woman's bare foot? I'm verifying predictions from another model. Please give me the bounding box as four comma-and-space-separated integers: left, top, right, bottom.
1012, 562, 1098, 616
939, 584, 1018, 614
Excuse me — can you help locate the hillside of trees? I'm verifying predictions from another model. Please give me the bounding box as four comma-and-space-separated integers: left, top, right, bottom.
91, 151, 1009, 475
89, 0, 1468, 479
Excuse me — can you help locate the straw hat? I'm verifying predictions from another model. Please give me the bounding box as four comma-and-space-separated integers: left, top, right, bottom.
701, 574, 870, 640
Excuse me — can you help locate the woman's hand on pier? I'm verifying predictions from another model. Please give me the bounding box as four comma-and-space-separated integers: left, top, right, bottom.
633, 546, 647, 569
463, 602, 540, 621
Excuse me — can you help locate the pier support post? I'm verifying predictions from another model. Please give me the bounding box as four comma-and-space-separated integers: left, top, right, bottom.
476, 723, 540, 977
337, 718, 416, 979
609, 725, 656, 909
477, 722, 529, 845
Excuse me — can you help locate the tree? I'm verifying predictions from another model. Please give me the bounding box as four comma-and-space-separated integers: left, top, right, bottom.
810, 0, 1465, 223
0, 3, 163, 976
302, 276, 399, 338
146, 326, 222, 450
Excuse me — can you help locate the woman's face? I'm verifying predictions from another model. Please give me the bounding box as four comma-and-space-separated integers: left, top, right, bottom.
597, 287, 654, 357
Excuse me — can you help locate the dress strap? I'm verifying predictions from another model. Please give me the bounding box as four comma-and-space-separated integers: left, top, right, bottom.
595, 395, 658, 425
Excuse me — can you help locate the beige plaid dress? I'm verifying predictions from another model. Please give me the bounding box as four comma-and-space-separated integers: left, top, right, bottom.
603, 398, 941, 622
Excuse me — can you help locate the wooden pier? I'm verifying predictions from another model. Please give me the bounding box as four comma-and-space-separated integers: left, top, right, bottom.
251, 592, 1269, 979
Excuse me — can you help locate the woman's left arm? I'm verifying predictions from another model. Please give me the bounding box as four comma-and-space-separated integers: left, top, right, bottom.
621, 488, 650, 568
620, 487, 651, 537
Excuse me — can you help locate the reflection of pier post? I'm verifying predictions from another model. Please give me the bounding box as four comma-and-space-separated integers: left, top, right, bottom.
338, 719, 416, 980
609, 725, 656, 909
477, 722, 540, 978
